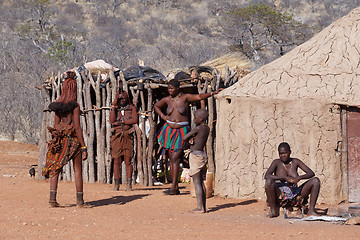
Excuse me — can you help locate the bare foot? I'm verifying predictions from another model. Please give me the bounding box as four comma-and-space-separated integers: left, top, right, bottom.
306, 210, 318, 216
267, 209, 279, 218
190, 208, 206, 214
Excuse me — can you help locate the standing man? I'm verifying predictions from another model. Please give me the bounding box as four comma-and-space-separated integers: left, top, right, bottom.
110, 90, 138, 191
154, 72, 221, 195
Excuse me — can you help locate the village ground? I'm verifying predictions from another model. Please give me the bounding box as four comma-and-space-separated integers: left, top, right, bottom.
0, 140, 359, 240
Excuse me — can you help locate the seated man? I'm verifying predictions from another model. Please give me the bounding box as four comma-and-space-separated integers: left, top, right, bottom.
264, 142, 320, 217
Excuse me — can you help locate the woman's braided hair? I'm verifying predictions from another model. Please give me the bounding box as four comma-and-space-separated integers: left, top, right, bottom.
57, 71, 77, 103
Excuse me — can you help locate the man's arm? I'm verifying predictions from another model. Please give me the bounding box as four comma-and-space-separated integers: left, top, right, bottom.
154, 98, 168, 121
294, 159, 315, 182
264, 160, 283, 181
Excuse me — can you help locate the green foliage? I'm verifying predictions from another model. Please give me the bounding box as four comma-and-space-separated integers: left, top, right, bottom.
16, 22, 32, 35
45, 40, 74, 66
30, 0, 51, 5
228, 3, 296, 28
224, 2, 312, 63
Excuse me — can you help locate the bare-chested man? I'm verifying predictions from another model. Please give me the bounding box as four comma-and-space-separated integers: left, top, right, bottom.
265, 142, 321, 217
110, 90, 138, 191
154, 73, 221, 195
183, 108, 210, 213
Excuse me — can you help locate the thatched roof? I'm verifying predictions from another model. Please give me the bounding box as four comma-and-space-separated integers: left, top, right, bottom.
220, 7, 360, 107
201, 52, 251, 77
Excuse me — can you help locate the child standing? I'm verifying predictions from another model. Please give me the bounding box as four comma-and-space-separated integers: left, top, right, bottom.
183, 108, 210, 213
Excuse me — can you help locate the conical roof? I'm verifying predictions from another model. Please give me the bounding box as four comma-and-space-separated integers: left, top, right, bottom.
221, 7, 360, 106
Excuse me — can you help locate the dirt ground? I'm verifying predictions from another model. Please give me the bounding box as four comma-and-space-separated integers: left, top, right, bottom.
0, 140, 359, 240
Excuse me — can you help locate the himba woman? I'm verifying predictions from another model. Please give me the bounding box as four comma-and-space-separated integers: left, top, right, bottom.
42, 71, 88, 207
154, 72, 222, 195
110, 89, 138, 191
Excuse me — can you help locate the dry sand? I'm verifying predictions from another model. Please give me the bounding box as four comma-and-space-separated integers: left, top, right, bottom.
0, 140, 359, 239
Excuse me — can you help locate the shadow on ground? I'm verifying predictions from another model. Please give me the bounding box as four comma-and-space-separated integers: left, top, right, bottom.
85, 194, 151, 207
208, 199, 258, 213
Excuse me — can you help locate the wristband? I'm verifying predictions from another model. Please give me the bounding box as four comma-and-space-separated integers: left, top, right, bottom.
81, 146, 87, 152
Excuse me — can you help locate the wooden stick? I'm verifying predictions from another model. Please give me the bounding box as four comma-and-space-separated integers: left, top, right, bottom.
75, 70, 89, 182
140, 89, 148, 186
224, 65, 230, 87
101, 86, 107, 183
83, 71, 96, 183
130, 86, 144, 185
105, 79, 112, 184
119, 71, 128, 93
146, 84, 154, 186
92, 71, 106, 183
207, 79, 215, 173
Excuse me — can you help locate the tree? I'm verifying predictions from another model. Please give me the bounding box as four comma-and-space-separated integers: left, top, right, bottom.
15, 0, 86, 68
222, 2, 313, 65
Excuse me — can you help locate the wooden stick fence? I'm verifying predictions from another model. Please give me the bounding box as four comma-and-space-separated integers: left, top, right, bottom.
37, 66, 248, 186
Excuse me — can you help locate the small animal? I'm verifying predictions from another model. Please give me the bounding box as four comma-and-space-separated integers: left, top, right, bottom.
29, 167, 35, 178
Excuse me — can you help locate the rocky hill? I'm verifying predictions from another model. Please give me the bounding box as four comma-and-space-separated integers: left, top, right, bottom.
0, 0, 359, 143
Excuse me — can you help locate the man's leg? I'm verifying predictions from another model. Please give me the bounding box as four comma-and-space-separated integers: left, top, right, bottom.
169, 151, 181, 194
265, 178, 280, 217
300, 177, 320, 215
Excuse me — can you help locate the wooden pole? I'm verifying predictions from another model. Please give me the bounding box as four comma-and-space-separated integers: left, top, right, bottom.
140, 90, 148, 186
224, 65, 230, 87
105, 79, 112, 184
109, 70, 118, 184
146, 84, 154, 186
101, 86, 107, 182
119, 71, 127, 183
119, 71, 128, 93
82, 71, 95, 183
130, 87, 143, 185
89, 72, 106, 183
75, 71, 89, 182
206, 73, 217, 173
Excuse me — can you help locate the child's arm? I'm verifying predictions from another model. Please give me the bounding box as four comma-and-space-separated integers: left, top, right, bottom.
183, 126, 199, 142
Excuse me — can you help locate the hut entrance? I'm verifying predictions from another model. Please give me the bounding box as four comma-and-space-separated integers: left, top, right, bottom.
346, 107, 360, 202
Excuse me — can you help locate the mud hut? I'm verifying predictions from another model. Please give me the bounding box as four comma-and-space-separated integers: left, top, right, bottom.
214, 7, 360, 204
